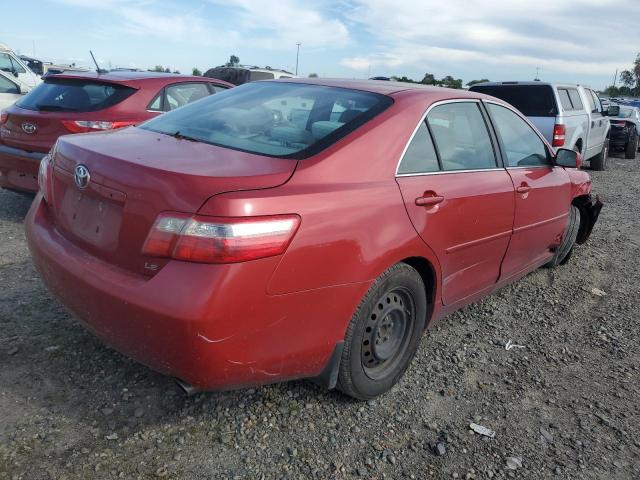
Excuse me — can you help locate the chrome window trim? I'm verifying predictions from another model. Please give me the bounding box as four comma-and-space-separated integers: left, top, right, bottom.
394, 98, 500, 177
482, 99, 555, 169
397, 168, 504, 178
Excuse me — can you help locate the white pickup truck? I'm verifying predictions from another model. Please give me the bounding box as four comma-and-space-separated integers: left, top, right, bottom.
470, 81, 618, 170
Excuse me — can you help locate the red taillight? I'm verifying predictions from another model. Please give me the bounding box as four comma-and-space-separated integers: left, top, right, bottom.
37, 154, 52, 203
142, 213, 301, 264
61, 120, 136, 133
552, 124, 566, 147
612, 121, 627, 127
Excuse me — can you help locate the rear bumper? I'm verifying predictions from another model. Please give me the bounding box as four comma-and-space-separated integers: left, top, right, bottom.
25, 194, 367, 390
0, 144, 45, 193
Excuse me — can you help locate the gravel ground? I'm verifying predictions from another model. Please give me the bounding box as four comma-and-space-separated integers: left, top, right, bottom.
1, 152, 639, 480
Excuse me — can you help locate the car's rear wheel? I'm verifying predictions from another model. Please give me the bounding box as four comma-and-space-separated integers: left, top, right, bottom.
625, 131, 638, 159
337, 263, 427, 400
590, 138, 609, 171
546, 205, 580, 268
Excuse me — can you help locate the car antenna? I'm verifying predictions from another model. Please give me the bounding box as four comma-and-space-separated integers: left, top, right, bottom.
89, 50, 105, 74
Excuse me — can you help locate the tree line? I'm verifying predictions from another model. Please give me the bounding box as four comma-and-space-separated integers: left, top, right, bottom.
604, 53, 640, 97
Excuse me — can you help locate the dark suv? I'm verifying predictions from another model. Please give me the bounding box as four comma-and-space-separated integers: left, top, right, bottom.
0, 71, 231, 193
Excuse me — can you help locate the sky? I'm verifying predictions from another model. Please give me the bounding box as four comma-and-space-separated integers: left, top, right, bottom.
2, 0, 639, 89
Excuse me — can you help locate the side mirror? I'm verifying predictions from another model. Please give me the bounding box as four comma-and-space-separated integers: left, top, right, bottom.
555, 148, 581, 169
607, 105, 620, 117
11, 69, 19, 78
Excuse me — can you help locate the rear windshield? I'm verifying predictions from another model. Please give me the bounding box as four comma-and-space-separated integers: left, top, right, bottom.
470, 84, 558, 117
139, 82, 393, 159
16, 78, 136, 112
617, 108, 633, 118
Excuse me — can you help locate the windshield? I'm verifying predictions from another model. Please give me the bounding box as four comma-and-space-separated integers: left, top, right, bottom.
16, 78, 136, 112
139, 82, 393, 159
470, 84, 558, 117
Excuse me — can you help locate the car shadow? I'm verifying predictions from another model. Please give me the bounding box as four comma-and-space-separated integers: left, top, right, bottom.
0, 189, 35, 223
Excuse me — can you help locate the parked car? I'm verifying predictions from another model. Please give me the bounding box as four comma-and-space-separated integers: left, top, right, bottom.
609, 105, 640, 158
0, 70, 25, 110
469, 82, 618, 170
0, 71, 232, 193
26, 79, 602, 399
0, 43, 41, 91
204, 65, 297, 85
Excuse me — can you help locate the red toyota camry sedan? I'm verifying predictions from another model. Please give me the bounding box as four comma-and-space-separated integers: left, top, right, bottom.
0, 71, 231, 193
25, 79, 602, 399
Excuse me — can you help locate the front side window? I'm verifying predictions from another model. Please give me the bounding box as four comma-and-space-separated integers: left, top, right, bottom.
0, 74, 19, 94
397, 122, 439, 174
589, 90, 602, 113
487, 103, 550, 167
426, 102, 496, 171
10, 57, 26, 74
16, 79, 136, 112
140, 82, 392, 159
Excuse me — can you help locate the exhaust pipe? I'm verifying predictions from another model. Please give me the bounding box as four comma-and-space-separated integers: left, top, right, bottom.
175, 378, 200, 396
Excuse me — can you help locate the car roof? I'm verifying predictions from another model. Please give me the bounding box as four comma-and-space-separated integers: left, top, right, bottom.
265, 77, 486, 100
45, 70, 232, 88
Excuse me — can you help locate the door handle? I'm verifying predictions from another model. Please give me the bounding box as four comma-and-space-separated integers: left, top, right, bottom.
516, 184, 531, 194
415, 194, 444, 207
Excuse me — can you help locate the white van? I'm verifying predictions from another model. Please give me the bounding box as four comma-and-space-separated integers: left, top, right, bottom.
0, 43, 41, 93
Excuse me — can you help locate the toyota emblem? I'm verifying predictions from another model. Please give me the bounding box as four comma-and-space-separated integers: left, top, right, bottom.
21, 122, 37, 134
74, 164, 90, 189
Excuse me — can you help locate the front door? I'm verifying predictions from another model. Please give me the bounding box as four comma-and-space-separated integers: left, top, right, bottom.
484, 102, 572, 279
396, 100, 515, 305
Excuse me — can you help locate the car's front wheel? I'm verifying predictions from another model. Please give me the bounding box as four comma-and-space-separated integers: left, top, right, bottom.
337, 263, 427, 400
546, 205, 580, 268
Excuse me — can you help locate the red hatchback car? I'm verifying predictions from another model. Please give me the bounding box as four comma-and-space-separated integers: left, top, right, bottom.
26, 79, 602, 399
0, 71, 231, 193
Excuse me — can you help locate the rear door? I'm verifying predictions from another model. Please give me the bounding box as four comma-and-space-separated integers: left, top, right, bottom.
484, 101, 572, 278
396, 100, 515, 305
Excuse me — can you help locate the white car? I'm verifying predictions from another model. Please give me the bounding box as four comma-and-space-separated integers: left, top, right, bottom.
0, 70, 24, 109
0, 43, 41, 92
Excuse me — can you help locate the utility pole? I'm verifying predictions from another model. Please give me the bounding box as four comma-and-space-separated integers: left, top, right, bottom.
535, 66, 541, 81
612, 69, 618, 88
295, 42, 301, 75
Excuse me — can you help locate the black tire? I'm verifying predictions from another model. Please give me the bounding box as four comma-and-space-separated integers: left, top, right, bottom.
590, 138, 609, 171
546, 205, 580, 268
337, 263, 427, 400
625, 131, 638, 159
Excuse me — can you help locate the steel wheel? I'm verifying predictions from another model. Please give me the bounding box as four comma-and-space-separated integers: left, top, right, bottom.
361, 288, 415, 380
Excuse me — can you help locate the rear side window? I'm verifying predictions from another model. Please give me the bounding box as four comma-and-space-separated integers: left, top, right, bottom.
470, 85, 558, 117
140, 82, 392, 159
568, 89, 583, 110
15, 79, 136, 112
165, 83, 211, 111
426, 102, 496, 171
487, 103, 550, 167
397, 122, 439, 174
558, 89, 573, 110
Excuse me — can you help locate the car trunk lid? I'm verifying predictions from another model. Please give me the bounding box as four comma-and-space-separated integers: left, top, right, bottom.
49, 127, 297, 276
